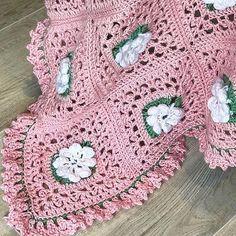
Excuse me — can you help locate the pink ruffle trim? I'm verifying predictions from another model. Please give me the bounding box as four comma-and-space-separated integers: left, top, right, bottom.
1, 114, 186, 236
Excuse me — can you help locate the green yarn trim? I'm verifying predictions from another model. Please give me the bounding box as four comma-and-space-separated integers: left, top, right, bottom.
50, 140, 96, 185
206, 4, 215, 11
15, 121, 205, 225
35, 149, 169, 224
112, 24, 149, 59
60, 52, 73, 97
223, 74, 236, 123
142, 96, 182, 139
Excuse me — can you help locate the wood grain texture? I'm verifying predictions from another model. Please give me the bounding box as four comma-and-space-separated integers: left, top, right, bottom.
0, 1, 236, 236
0, 0, 44, 30
214, 215, 236, 236
0, 9, 46, 131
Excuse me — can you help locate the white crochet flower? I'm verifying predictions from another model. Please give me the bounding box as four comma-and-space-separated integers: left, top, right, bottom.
53, 143, 96, 183
115, 32, 152, 68
115, 41, 139, 68
204, 0, 236, 10
208, 79, 230, 123
131, 32, 152, 54
146, 104, 184, 135
56, 57, 71, 95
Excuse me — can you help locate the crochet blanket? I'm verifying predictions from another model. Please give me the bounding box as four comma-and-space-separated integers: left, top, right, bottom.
1, 0, 236, 235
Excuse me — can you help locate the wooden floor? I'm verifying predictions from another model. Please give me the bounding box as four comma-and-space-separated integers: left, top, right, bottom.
0, 1, 235, 235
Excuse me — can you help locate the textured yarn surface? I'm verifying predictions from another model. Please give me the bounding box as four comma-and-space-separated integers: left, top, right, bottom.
1, 0, 236, 235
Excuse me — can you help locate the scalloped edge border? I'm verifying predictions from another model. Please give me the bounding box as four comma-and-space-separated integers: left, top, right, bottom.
1, 114, 186, 236
27, 19, 50, 95
198, 129, 236, 170
26, 19, 52, 115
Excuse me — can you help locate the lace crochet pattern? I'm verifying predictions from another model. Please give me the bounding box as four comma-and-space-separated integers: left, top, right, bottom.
1, 0, 236, 235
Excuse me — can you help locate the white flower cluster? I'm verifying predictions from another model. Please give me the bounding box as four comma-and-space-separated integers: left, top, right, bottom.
146, 103, 184, 135
208, 79, 231, 123
115, 32, 152, 68
56, 57, 71, 95
204, 0, 236, 10
53, 143, 96, 183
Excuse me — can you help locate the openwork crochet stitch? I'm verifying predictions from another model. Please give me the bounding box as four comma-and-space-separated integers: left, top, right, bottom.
2, 0, 236, 235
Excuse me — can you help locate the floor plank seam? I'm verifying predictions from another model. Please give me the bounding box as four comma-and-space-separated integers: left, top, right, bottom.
0, 6, 45, 33
213, 214, 236, 235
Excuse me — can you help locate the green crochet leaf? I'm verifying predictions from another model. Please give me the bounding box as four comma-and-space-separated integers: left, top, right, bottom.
81, 140, 92, 148
223, 74, 236, 123
142, 96, 183, 138
20, 120, 184, 224
112, 24, 150, 59
130, 24, 149, 40
112, 39, 129, 59
206, 3, 215, 11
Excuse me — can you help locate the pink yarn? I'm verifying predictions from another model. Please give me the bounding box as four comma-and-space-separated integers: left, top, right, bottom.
2, 0, 236, 235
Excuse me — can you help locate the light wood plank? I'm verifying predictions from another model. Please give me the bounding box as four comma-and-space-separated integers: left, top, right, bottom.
214, 215, 236, 236
0, 9, 47, 131
0, 0, 44, 30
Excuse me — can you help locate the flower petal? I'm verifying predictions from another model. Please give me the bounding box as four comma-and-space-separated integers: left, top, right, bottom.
152, 123, 162, 135
211, 111, 230, 123
216, 88, 228, 103
61, 57, 70, 65
208, 96, 218, 111
127, 51, 139, 64
213, 2, 228, 10
119, 58, 130, 68
146, 115, 157, 126
131, 37, 145, 53
122, 41, 132, 51
138, 33, 152, 46
167, 107, 184, 126
57, 85, 68, 94
210, 102, 230, 123
67, 173, 81, 183
82, 158, 96, 167
81, 146, 95, 159
59, 74, 70, 86
77, 167, 92, 179
56, 166, 71, 178
60, 62, 70, 75
53, 156, 69, 168
147, 106, 159, 116
156, 104, 170, 117
212, 78, 224, 93
59, 148, 70, 157
69, 143, 82, 156
115, 51, 123, 64
160, 121, 173, 133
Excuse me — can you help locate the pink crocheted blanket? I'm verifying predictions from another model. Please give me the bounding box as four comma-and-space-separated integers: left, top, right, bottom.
2, 0, 236, 235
